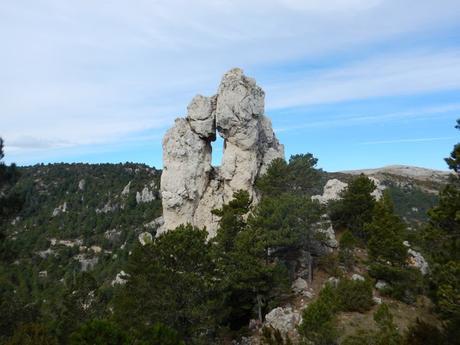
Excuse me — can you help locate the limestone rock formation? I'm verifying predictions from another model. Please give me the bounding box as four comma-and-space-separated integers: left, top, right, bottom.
312, 179, 348, 204
407, 247, 429, 275
160, 68, 284, 237
138, 232, 153, 246
312, 177, 385, 204
264, 306, 302, 335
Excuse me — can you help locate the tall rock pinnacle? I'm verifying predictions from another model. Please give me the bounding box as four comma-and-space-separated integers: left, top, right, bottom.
160, 68, 284, 237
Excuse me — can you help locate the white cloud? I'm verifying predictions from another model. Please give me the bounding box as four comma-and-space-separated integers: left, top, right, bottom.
359, 137, 455, 145
0, 0, 459, 160
279, 0, 382, 12
274, 103, 460, 132
266, 49, 460, 109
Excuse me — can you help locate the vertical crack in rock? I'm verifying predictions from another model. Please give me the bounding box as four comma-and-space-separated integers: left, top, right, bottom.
160, 68, 284, 237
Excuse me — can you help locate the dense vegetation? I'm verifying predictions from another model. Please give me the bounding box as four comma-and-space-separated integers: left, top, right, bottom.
0, 160, 162, 344
0, 120, 457, 344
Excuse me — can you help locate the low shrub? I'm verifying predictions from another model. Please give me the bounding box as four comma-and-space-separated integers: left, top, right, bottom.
317, 253, 341, 277
69, 320, 127, 345
336, 278, 374, 312
298, 284, 339, 345
338, 230, 358, 271
369, 264, 423, 303
261, 326, 293, 345
404, 319, 444, 345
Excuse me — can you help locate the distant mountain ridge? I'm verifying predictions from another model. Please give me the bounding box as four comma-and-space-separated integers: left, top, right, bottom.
340, 165, 450, 183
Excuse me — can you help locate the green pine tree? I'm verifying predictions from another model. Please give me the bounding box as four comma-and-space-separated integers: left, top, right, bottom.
329, 175, 377, 239
366, 193, 407, 266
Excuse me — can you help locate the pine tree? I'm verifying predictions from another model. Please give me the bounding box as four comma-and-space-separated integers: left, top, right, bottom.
255, 153, 323, 198
366, 192, 407, 266
114, 224, 220, 343
69, 320, 126, 345
422, 119, 460, 342
329, 175, 376, 239
211, 191, 288, 330
0, 138, 22, 236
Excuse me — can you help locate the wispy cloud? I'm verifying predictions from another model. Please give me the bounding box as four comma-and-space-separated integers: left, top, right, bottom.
359, 136, 455, 145
0, 0, 460, 163
266, 49, 460, 109
274, 103, 460, 132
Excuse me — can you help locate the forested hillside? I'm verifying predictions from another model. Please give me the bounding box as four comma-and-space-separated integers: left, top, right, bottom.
0, 148, 455, 344
1, 162, 162, 343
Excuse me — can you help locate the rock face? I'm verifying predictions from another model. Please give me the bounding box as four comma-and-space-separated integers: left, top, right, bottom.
161, 68, 284, 237
136, 186, 156, 204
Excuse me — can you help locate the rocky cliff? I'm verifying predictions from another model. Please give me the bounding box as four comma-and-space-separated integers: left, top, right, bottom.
160, 68, 284, 236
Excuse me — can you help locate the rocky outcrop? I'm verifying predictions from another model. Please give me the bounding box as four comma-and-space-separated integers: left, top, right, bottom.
408, 248, 429, 275
312, 177, 385, 204
312, 179, 348, 204
52, 202, 68, 217
78, 179, 85, 191
264, 306, 302, 335
111, 270, 129, 286
161, 68, 284, 237
291, 277, 313, 298
136, 186, 156, 204
369, 177, 385, 200
121, 181, 131, 196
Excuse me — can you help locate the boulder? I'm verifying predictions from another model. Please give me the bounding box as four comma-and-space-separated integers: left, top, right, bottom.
408, 248, 429, 275
373, 296, 382, 304
138, 232, 153, 246
352, 273, 365, 281
111, 270, 129, 286
264, 306, 301, 335
375, 280, 388, 290
292, 277, 308, 294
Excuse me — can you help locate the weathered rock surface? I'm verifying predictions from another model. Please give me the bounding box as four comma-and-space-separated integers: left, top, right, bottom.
136, 186, 156, 204
291, 277, 313, 298
52, 202, 68, 217
369, 177, 385, 200
187, 95, 216, 140
264, 306, 301, 335
312, 179, 348, 204
408, 248, 429, 275
161, 68, 284, 236
138, 232, 153, 246
352, 273, 365, 281
121, 181, 131, 196
312, 177, 385, 204
111, 270, 129, 286
375, 280, 388, 290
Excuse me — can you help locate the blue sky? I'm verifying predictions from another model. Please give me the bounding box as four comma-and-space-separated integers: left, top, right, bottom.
1, 0, 459, 171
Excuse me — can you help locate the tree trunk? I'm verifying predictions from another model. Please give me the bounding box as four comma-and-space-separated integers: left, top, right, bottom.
307, 252, 313, 284
257, 294, 263, 322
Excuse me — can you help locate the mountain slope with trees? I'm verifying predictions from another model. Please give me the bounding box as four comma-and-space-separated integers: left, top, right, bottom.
0, 128, 456, 344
